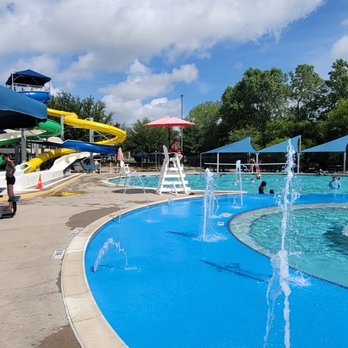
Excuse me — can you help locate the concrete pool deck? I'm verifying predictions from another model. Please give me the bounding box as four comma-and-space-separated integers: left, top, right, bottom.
0, 172, 173, 348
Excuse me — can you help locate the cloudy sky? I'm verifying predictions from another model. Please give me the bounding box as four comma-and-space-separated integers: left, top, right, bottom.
0, 0, 347, 125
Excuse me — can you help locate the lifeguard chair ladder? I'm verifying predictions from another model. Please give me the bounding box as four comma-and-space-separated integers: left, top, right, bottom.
157, 145, 191, 195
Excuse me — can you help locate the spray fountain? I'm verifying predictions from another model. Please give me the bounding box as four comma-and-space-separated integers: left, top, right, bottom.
202, 168, 217, 241
235, 160, 244, 206
93, 238, 129, 272
264, 140, 299, 348
118, 172, 151, 223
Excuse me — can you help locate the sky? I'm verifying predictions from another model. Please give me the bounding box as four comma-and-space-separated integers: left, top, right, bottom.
0, 0, 347, 126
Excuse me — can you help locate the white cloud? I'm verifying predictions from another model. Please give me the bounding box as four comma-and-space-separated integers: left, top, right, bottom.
103, 95, 181, 125
101, 60, 198, 100
0, 0, 325, 126
331, 36, 348, 59
0, 0, 324, 85
102, 60, 196, 124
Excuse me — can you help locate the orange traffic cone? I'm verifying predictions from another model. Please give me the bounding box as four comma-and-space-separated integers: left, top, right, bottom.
37, 175, 43, 190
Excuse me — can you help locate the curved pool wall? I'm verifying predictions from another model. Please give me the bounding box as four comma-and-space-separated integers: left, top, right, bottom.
230, 203, 348, 287
110, 173, 348, 194
84, 193, 348, 348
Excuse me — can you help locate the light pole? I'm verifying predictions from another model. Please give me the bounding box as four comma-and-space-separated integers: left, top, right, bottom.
180, 94, 184, 151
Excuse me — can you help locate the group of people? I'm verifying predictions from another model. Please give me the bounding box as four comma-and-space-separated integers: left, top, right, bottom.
258, 181, 274, 194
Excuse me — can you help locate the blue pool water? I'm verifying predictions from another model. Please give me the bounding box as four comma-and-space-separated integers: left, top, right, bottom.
85, 193, 348, 348
110, 173, 348, 194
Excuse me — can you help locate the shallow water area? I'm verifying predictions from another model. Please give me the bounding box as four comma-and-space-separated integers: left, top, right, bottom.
230, 203, 348, 287
85, 193, 348, 348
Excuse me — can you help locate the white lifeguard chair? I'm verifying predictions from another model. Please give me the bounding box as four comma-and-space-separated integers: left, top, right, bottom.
157, 145, 191, 195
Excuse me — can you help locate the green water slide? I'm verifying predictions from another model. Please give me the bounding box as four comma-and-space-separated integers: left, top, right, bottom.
0, 119, 61, 165
0, 119, 61, 147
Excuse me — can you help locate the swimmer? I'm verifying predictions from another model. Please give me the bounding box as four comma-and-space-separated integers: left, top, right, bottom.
328, 175, 341, 189
258, 181, 267, 194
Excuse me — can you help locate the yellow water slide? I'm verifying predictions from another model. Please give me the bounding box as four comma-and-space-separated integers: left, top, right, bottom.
25, 108, 126, 172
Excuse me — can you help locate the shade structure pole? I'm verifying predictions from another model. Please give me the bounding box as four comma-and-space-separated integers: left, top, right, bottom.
297, 153, 300, 174
297, 135, 302, 174
200, 153, 202, 170
20, 128, 27, 163
344, 151, 346, 173
180, 94, 184, 151
217, 153, 220, 173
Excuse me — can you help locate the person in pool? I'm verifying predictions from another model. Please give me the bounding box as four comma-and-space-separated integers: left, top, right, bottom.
328, 175, 341, 189
258, 181, 267, 194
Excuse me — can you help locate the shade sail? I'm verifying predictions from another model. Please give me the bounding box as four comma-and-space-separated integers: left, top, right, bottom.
203, 137, 256, 154
302, 135, 348, 153
5, 69, 51, 87
259, 135, 301, 153
0, 86, 47, 129
145, 116, 194, 127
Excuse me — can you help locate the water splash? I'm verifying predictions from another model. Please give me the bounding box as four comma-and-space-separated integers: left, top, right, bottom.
93, 238, 129, 272
202, 168, 218, 241
118, 172, 151, 223
264, 140, 298, 348
234, 160, 243, 207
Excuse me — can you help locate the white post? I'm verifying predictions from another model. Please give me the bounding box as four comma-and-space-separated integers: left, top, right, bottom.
89, 117, 94, 165
180, 94, 184, 151
217, 153, 220, 173
60, 116, 65, 140
297, 136, 302, 174
344, 152, 346, 173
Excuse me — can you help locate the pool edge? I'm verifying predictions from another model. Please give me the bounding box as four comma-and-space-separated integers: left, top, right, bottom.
61, 196, 195, 348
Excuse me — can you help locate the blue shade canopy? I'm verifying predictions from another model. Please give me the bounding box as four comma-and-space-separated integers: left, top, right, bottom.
203, 137, 256, 154
302, 135, 348, 153
259, 135, 301, 153
0, 86, 47, 129
5, 69, 51, 87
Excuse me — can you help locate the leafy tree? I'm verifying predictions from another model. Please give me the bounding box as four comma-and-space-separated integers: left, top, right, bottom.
326, 59, 348, 109
48, 91, 114, 142
184, 101, 221, 154
122, 118, 168, 153
219, 67, 289, 142
322, 99, 348, 139
228, 127, 262, 150
289, 64, 326, 121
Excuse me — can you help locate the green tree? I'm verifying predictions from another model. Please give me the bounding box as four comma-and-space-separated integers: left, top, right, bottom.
219, 67, 288, 142
48, 91, 114, 141
326, 59, 348, 109
322, 99, 348, 139
184, 101, 221, 154
289, 64, 326, 121
123, 118, 168, 153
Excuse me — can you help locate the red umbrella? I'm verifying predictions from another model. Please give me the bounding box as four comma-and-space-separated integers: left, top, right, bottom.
145, 115, 194, 128
145, 116, 194, 148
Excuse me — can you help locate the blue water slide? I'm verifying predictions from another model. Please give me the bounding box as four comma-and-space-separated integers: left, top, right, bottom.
18, 91, 51, 103
62, 140, 116, 154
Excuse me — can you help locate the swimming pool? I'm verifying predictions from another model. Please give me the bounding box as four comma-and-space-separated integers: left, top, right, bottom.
110, 173, 348, 194
85, 193, 348, 347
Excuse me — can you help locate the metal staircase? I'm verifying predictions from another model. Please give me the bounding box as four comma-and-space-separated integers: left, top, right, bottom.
157, 145, 191, 195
